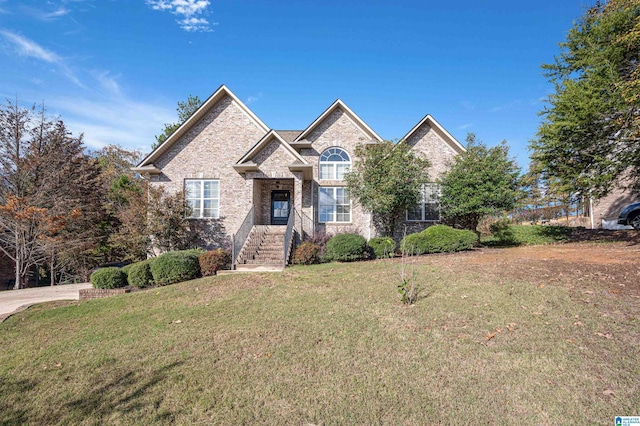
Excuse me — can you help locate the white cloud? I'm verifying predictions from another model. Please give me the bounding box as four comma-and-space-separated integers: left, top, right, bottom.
48, 94, 175, 152
38, 7, 70, 21
93, 70, 121, 95
146, 0, 215, 32
457, 123, 474, 130
0, 30, 84, 87
0, 30, 61, 63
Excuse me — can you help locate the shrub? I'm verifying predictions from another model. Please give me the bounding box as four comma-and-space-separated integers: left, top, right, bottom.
323, 233, 368, 262
489, 218, 515, 244
150, 250, 201, 286
307, 230, 332, 258
120, 264, 133, 277
127, 259, 155, 288
401, 225, 478, 254
199, 249, 232, 276
292, 241, 321, 265
90, 267, 128, 289
368, 237, 396, 259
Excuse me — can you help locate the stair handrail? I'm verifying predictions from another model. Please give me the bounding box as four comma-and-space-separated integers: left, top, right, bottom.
283, 207, 296, 268
232, 205, 254, 270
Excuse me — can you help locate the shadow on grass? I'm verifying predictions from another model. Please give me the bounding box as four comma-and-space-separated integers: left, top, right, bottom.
1, 361, 185, 424
0, 377, 38, 425
481, 225, 575, 248
60, 360, 184, 423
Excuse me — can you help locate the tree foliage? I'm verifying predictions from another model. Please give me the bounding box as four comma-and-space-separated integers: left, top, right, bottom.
439, 134, 521, 233
153, 95, 202, 149
0, 100, 103, 288
531, 0, 640, 197
344, 141, 431, 237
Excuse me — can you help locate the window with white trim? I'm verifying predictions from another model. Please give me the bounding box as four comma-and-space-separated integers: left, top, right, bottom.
185, 179, 220, 218
319, 187, 351, 223
407, 183, 441, 222
319, 147, 351, 180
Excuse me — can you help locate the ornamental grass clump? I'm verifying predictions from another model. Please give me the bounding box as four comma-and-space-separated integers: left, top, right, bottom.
401, 224, 478, 255
150, 250, 202, 286
90, 267, 128, 289
323, 233, 368, 262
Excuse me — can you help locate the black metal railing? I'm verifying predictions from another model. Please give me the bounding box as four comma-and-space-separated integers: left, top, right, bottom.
283, 208, 297, 268
231, 206, 254, 269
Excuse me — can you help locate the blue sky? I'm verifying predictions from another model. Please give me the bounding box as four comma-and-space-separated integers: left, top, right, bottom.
0, 0, 593, 169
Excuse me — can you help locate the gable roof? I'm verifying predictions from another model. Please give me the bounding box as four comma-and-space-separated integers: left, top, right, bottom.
275, 130, 302, 143
136, 85, 269, 168
294, 99, 383, 144
234, 130, 312, 179
401, 114, 466, 154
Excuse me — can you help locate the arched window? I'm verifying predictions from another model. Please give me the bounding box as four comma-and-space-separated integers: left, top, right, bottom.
319, 147, 351, 180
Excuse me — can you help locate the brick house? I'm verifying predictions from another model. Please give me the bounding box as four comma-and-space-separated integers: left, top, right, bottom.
133, 85, 465, 269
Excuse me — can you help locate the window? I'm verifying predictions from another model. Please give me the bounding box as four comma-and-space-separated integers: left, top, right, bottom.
407, 183, 441, 222
185, 179, 219, 218
319, 187, 351, 223
319, 147, 351, 180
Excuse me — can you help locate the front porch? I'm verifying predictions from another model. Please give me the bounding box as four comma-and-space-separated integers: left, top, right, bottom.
232, 178, 311, 271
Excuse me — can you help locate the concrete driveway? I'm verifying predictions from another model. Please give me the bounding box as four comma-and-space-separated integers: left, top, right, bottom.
0, 283, 92, 322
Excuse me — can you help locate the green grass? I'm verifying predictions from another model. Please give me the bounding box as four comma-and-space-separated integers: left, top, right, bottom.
1, 253, 639, 424
481, 224, 574, 246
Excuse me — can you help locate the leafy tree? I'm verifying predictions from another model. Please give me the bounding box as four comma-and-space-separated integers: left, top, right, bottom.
531, 0, 640, 197
344, 141, 431, 237
153, 95, 202, 149
439, 134, 521, 233
0, 100, 103, 288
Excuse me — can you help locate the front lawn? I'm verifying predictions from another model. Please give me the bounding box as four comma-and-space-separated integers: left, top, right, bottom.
1, 242, 639, 424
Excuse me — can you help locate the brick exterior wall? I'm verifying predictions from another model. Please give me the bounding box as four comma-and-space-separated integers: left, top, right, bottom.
592, 173, 638, 228
300, 107, 375, 239
392, 121, 460, 240
146, 91, 461, 248
79, 288, 129, 301
149, 95, 267, 247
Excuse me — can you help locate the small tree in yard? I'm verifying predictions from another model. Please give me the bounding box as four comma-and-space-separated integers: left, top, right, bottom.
344, 141, 431, 237
439, 134, 521, 234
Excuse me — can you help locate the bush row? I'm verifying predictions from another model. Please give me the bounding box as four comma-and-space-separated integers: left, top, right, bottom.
90, 248, 231, 289
291, 225, 476, 265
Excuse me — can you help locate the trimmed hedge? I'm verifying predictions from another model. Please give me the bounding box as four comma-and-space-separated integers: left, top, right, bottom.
199, 249, 232, 276
401, 225, 478, 254
368, 237, 396, 259
90, 267, 128, 289
292, 241, 321, 265
120, 264, 133, 277
150, 250, 202, 286
323, 233, 368, 262
127, 259, 155, 288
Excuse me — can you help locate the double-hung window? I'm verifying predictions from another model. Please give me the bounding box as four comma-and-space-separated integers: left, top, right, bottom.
407, 183, 440, 222
319, 187, 351, 223
319, 147, 350, 180
185, 179, 220, 218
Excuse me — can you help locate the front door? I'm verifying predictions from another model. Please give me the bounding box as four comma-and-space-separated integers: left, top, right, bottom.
271, 190, 290, 225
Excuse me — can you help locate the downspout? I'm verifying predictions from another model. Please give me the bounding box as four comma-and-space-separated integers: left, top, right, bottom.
589, 197, 594, 229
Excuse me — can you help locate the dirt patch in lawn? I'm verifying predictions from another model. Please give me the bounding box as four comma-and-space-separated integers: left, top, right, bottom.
411, 232, 640, 298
